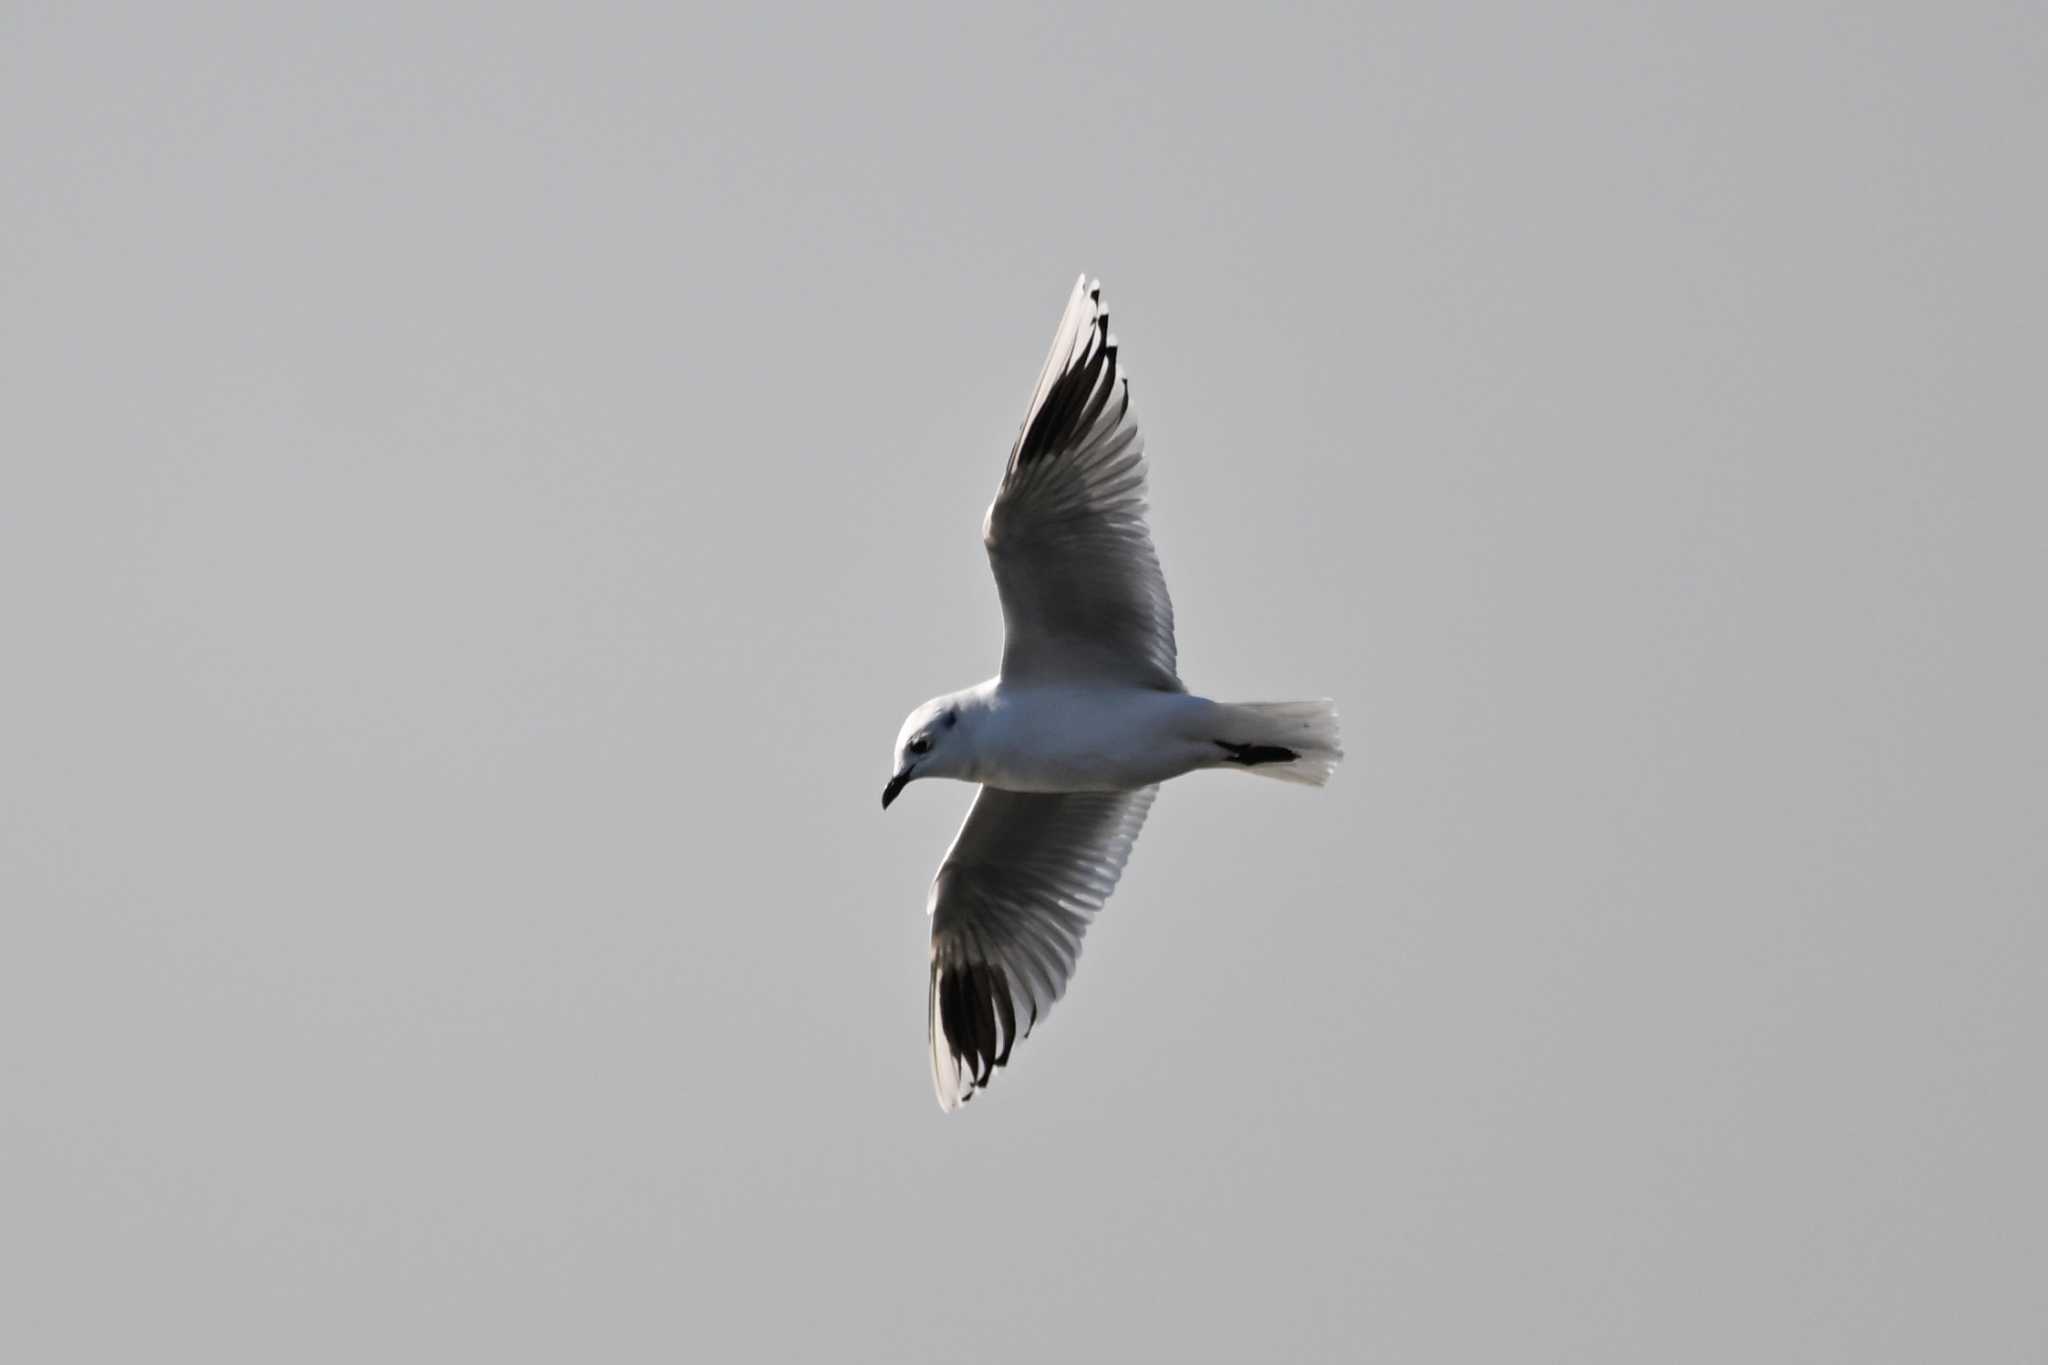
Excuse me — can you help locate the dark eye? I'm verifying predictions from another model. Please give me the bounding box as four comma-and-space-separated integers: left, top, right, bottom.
909, 735, 932, 755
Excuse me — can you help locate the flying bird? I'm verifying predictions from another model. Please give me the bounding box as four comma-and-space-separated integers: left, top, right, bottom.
885, 276, 1342, 1110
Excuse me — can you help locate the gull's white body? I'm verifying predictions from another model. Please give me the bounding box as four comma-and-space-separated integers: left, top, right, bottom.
885, 276, 1342, 1110
911, 682, 1222, 793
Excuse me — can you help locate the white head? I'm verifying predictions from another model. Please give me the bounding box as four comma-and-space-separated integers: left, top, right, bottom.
882, 693, 974, 809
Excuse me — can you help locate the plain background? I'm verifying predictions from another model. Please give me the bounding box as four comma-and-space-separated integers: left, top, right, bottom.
4, 3, 2044, 1359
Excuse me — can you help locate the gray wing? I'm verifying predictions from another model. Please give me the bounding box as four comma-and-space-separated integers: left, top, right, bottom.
984, 276, 1179, 690
927, 784, 1157, 1110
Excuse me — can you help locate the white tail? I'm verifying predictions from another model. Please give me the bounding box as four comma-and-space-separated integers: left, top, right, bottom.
1210, 699, 1344, 786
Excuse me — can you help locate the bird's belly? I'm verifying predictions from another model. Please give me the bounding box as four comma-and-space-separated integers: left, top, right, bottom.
977, 688, 1209, 792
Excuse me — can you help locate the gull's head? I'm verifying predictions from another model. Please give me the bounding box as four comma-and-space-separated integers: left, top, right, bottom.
882, 697, 966, 809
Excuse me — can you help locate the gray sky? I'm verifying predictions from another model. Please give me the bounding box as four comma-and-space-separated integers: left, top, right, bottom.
4, 3, 2044, 1359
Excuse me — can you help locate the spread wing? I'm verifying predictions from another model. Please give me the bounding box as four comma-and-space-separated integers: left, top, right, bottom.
926, 784, 1157, 1110
984, 276, 1179, 690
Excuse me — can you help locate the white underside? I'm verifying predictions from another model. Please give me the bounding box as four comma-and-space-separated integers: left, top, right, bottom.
968, 685, 1215, 791
962, 685, 1341, 792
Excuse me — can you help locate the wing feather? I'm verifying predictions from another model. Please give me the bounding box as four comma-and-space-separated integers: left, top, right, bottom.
985, 277, 1179, 689
926, 784, 1157, 1109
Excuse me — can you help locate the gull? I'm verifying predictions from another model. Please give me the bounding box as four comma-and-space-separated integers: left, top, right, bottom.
884, 275, 1342, 1111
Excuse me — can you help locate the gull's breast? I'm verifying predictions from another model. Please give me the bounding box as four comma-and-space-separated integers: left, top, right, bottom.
976, 685, 1211, 793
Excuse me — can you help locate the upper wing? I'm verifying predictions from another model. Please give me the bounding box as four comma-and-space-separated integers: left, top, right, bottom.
926, 784, 1157, 1110
984, 276, 1179, 690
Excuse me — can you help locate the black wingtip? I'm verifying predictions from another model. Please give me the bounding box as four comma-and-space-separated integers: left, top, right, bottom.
932, 958, 1023, 1099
